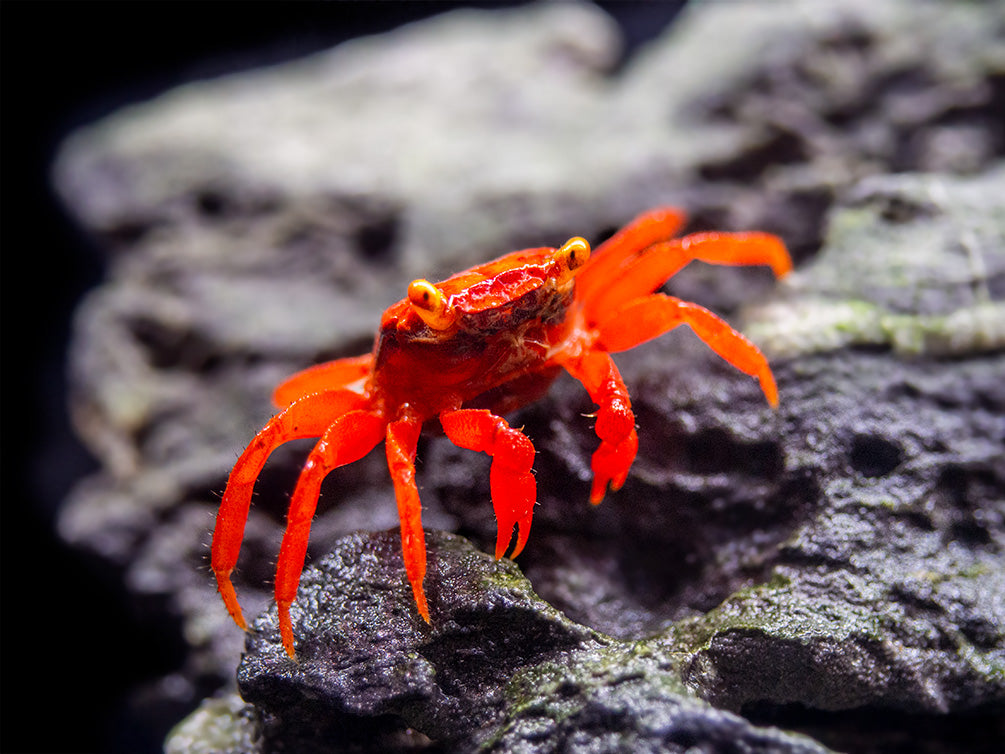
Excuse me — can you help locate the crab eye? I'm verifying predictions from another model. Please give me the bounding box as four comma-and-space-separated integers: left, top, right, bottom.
555, 236, 591, 282
407, 279, 455, 329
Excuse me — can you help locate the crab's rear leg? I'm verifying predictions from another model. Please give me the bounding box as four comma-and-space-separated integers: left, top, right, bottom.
212, 389, 368, 631
275, 409, 385, 658
272, 354, 373, 408
576, 207, 686, 305
583, 232, 791, 325
597, 294, 779, 407
556, 351, 639, 505
440, 409, 537, 560
385, 417, 430, 623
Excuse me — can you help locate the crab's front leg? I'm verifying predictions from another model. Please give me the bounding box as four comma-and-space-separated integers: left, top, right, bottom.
440, 409, 537, 560
385, 416, 430, 622
212, 389, 369, 632
554, 351, 638, 505
275, 409, 385, 658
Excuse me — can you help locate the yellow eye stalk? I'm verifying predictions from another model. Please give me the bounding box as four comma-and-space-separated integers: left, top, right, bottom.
408, 279, 455, 330
554, 236, 590, 284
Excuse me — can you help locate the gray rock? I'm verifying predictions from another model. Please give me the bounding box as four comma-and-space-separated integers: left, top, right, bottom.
482, 648, 834, 754
237, 530, 834, 753
239, 531, 596, 748
164, 693, 260, 754
665, 171, 1005, 721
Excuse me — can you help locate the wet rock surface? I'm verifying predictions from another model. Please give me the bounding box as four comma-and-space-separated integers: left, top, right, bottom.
237, 530, 835, 754
50, 0, 1005, 751
239, 530, 597, 749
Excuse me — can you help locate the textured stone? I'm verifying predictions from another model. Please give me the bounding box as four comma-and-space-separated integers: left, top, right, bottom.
237, 531, 835, 753
164, 693, 260, 754
239, 531, 596, 747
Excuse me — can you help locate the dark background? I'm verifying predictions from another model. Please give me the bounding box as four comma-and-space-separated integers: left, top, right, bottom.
0, 3, 684, 752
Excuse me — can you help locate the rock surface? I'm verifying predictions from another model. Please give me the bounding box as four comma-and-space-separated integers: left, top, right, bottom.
235, 531, 835, 753
52, 0, 1005, 752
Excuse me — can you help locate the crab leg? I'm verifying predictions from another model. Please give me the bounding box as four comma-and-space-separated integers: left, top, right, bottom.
576, 206, 686, 305
272, 354, 373, 408
597, 294, 779, 407
275, 409, 385, 658
385, 416, 430, 622
440, 409, 537, 560
556, 350, 638, 505
212, 388, 369, 631
583, 232, 791, 325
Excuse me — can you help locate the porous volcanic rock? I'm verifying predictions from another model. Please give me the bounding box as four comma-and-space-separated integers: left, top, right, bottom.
232, 530, 835, 754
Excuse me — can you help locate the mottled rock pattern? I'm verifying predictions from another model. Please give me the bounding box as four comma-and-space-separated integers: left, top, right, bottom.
237, 531, 834, 753
49, 0, 1005, 752
660, 170, 1005, 730
239, 532, 595, 747
164, 693, 259, 754
482, 647, 833, 754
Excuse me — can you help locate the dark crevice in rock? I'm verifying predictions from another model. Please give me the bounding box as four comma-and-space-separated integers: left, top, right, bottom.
698, 127, 810, 183
849, 433, 904, 478
354, 215, 399, 263
127, 314, 220, 373
743, 701, 1005, 754
188, 183, 284, 223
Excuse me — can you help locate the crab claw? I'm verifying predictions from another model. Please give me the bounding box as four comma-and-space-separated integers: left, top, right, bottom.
589, 425, 639, 505
440, 408, 538, 560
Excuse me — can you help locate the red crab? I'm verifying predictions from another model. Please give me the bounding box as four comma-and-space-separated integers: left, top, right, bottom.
212, 207, 791, 657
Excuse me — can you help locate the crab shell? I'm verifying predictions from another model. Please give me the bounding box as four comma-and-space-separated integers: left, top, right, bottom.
371, 241, 586, 417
